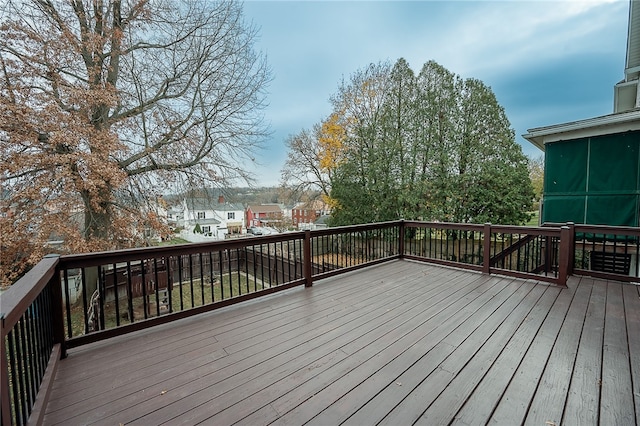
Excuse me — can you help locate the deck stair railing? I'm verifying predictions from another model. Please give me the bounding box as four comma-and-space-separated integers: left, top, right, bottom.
488, 229, 557, 277
401, 222, 569, 284
0, 220, 578, 425
489, 234, 539, 269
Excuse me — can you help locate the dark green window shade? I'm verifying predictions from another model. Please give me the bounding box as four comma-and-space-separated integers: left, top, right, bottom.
585, 195, 638, 226
588, 133, 639, 193
542, 195, 586, 224
544, 139, 588, 194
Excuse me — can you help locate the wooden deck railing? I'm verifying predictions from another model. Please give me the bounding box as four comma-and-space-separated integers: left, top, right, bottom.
0, 219, 595, 425
571, 223, 640, 282
402, 222, 570, 285
0, 256, 65, 426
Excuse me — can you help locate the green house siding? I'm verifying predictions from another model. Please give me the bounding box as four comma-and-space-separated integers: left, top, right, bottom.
542, 130, 640, 226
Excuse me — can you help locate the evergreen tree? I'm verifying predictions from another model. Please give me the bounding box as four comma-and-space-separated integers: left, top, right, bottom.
282, 59, 534, 228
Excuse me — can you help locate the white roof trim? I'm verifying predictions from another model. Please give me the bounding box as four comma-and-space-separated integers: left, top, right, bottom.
523, 109, 640, 151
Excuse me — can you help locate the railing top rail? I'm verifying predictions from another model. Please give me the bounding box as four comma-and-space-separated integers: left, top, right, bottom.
58, 222, 403, 270
59, 232, 306, 269
308, 220, 400, 237
490, 224, 562, 236
572, 223, 640, 236
403, 221, 563, 236
541, 222, 569, 227
1, 254, 59, 334
403, 221, 484, 232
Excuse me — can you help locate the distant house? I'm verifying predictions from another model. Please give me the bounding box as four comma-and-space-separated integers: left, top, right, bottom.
246, 204, 283, 228
166, 204, 183, 229
292, 200, 331, 228
178, 195, 245, 240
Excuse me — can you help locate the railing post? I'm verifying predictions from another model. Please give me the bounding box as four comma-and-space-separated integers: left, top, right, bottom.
566, 222, 575, 275
46, 254, 67, 358
483, 223, 491, 274
304, 230, 312, 287
399, 220, 405, 258
558, 226, 571, 286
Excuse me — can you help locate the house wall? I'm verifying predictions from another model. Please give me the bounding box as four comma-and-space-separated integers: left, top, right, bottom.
542, 130, 640, 226
247, 210, 283, 227
182, 200, 244, 239
292, 208, 320, 226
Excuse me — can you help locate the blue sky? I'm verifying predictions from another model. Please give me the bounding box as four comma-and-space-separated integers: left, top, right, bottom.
242, 0, 629, 186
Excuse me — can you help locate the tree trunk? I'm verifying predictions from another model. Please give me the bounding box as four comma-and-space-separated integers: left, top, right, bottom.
82, 189, 113, 241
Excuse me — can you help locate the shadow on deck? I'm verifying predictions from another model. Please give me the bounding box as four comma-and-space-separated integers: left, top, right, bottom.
43, 260, 640, 425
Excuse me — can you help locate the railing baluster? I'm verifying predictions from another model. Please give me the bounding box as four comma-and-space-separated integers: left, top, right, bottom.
79, 268, 89, 334
33, 297, 46, 383
154, 258, 161, 316
237, 248, 243, 291
188, 255, 195, 308
112, 263, 120, 326
98, 265, 106, 330
220, 251, 226, 298
62, 269, 72, 339
26, 306, 39, 402
267, 243, 272, 287
166, 256, 174, 313
199, 253, 205, 306
126, 262, 134, 323
333, 234, 338, 267
208, 252, 215, 302
177, 256, 184, 311
286, 240, 292, 284
251, 246, 258, 292
19, 317, 34, 412
7, 331, 24, 425
228, 249, 234, 297
29, 307, 41, 400
17, 320, 30, 422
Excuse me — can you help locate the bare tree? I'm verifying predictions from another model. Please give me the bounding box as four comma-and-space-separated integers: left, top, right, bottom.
0, 0, 270, 285
280, 124, 331, 199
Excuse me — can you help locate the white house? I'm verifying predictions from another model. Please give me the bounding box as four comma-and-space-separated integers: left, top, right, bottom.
177, 195, 245, 241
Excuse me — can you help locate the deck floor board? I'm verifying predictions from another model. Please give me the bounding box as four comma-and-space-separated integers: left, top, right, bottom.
623, 283, 640, 425
43, 260, 640, 426
563, 278, 605, 425
600, 281, 636, 425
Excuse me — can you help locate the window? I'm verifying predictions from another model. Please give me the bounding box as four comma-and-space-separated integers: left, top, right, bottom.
227, 212, 235, 220
197, 211, 205, 219
201, 226, 211, 233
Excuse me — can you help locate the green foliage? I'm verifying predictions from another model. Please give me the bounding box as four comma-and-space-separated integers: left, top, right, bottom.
529, 155, 544, 210
193, 223, 203, 234
327, 59, 534, 226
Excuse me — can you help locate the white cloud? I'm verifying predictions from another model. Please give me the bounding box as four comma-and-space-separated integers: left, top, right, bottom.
243, 0, 629, 184
395, 1, 627, 79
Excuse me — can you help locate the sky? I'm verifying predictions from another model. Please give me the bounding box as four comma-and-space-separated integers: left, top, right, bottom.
241, 0, 629, 186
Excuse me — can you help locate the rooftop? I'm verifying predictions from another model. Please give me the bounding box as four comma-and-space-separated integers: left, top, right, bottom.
248, 204, 283, 213
523, 109, 640, 150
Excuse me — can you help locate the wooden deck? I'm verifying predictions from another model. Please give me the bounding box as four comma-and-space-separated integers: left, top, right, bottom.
43, 260, 640, 426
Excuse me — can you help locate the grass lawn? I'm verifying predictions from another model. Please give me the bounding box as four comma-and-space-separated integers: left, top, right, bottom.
525, 211, 539, 226
66, 272, 266, 338
155, 236, 190, 246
